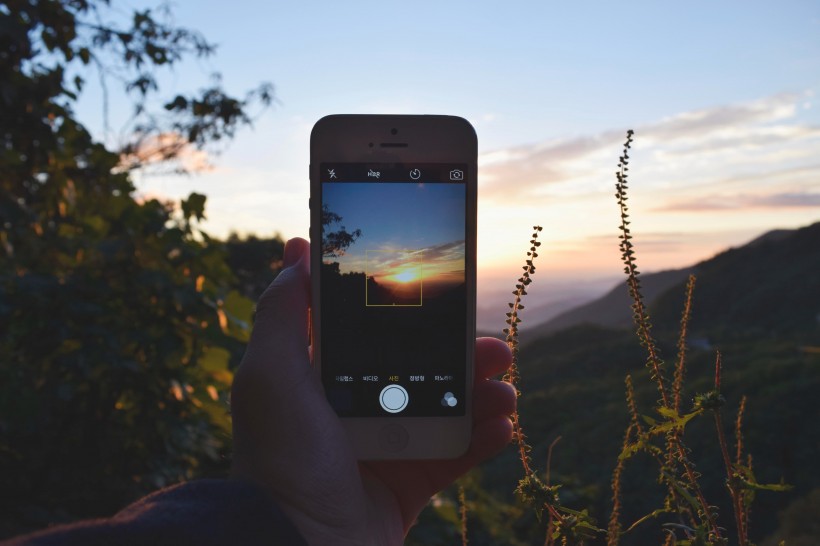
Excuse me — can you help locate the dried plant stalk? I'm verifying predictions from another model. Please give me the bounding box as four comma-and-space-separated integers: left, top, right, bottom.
614, 130, 720, 541
503, 226, 543, 475
459, 485, 468, 546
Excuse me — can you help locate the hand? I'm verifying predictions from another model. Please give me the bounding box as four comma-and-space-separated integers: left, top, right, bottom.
230, 237, 516, 545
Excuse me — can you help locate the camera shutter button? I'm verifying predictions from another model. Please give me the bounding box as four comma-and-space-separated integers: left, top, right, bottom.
379, 384, 409, 413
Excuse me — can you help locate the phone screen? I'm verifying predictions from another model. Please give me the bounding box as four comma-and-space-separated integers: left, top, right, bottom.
319, 162, 469, 418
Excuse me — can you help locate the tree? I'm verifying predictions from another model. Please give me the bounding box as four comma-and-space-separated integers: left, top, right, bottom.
321, 204, 362, 259
224, 233, 286, 301
0, 1, 270, 536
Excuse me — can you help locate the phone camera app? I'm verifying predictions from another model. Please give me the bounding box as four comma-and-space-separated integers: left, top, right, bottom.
449, 169, 464, 181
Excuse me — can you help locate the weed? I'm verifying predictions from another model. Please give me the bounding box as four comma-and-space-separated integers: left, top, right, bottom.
502, 227, 602, 545
486, 130, 790, 546
459, 484, 468, 546
609, 130, 790, 545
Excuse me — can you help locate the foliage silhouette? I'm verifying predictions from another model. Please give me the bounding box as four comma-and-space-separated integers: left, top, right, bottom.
0, 0, 271, 536
321, 204, 362, 258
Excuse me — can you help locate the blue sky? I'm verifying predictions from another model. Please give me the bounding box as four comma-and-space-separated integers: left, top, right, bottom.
74, 1, 820, 324
323, 182, 464, 257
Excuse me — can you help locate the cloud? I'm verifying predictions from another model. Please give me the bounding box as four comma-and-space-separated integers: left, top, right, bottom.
640, 93, 801, 144
478, 92, 820, 210
657, 191, 820, 212
367, 240, 465, 271
479, 132, 623, 198
422, 240, 466, 262
652, 125, 820, 157
754, 192, 820, 207
118, 132, 213, 173
582, 232, 695, 253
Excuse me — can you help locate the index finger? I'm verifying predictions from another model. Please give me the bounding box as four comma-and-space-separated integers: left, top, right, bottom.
475, 337, 512, 381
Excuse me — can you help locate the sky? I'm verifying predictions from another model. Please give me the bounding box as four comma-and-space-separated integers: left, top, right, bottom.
323, 182, 464, 277
323, 181, 466, 298
75, 1, 820, 328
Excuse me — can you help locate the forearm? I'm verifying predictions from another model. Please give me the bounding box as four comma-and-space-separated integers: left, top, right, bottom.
1, 479, 307, 546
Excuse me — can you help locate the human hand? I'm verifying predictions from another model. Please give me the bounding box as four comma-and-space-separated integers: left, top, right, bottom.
230, 237, 515, 545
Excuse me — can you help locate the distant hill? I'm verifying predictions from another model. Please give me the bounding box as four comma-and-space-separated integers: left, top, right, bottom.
483, 220, 820, 544
410, 223, 820, 544
477, 292, 593, 338
528, 222, 820, 338
528, 267, 693, 336
651, 221, 820, 337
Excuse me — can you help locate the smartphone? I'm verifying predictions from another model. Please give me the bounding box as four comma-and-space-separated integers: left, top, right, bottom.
309, 115, 477, 460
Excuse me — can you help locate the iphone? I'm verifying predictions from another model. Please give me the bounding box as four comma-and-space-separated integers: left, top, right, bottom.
309, 115, 477, 459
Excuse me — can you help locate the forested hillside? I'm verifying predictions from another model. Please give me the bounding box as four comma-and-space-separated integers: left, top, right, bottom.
408, 221, 820, 545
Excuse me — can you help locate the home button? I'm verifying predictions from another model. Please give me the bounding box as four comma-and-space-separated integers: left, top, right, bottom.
378, 424, 409, 453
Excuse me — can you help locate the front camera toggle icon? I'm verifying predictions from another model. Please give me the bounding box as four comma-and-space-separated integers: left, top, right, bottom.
441, 391, 458, 407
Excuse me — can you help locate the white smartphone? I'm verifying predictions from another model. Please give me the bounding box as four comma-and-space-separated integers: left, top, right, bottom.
309, 115, 477, 460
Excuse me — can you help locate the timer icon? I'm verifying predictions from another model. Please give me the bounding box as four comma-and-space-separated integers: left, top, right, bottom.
409, 168, 421, 180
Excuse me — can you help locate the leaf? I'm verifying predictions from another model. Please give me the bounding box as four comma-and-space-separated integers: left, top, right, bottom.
743, 481, 793, 492
199, 346, 230, 373
662, 471, 702, 513
619, 433, 651, 460
656, 407, 678, 418
648, 408, 703, 435
181, 192, 207, 221
625, 508, 670, 533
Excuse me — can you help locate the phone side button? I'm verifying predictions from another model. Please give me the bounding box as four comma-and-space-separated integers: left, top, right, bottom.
378, 424, 409, 453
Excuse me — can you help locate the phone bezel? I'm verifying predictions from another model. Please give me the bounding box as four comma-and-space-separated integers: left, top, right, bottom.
309, 114, 477, 459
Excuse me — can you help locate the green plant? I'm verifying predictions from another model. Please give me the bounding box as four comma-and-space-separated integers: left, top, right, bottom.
0, 1, 269, 536
607, 130, 791, 545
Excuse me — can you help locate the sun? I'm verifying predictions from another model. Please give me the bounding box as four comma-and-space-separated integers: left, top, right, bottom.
392, 270, 419, 283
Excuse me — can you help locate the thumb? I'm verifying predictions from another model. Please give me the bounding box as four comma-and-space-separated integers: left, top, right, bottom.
241, 237, 312, 384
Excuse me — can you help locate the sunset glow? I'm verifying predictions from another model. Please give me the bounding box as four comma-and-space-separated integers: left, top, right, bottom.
390, 269, 420, 284
88, 1, 819, 330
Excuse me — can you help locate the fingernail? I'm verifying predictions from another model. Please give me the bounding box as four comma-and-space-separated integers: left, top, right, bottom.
283, 239, 304, 268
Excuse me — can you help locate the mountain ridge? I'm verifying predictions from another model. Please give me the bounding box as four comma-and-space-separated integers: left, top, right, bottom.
525, 222, 820, 338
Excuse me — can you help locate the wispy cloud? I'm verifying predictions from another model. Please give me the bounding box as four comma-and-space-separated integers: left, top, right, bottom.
657, 191, 820, 212
478, 92, 820, 214
118, 132, 213, 173
423, 240, 465, 262
640, 93, 801, 144
366, 240, 465, 271
476, 94, 819, 295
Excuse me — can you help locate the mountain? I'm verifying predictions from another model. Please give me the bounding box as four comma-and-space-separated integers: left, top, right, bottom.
528, 267, 693, 336
650, 221, 820, 337
527, 222, 820, 339
477, 292, 593, 338
475, 221, 820, 544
